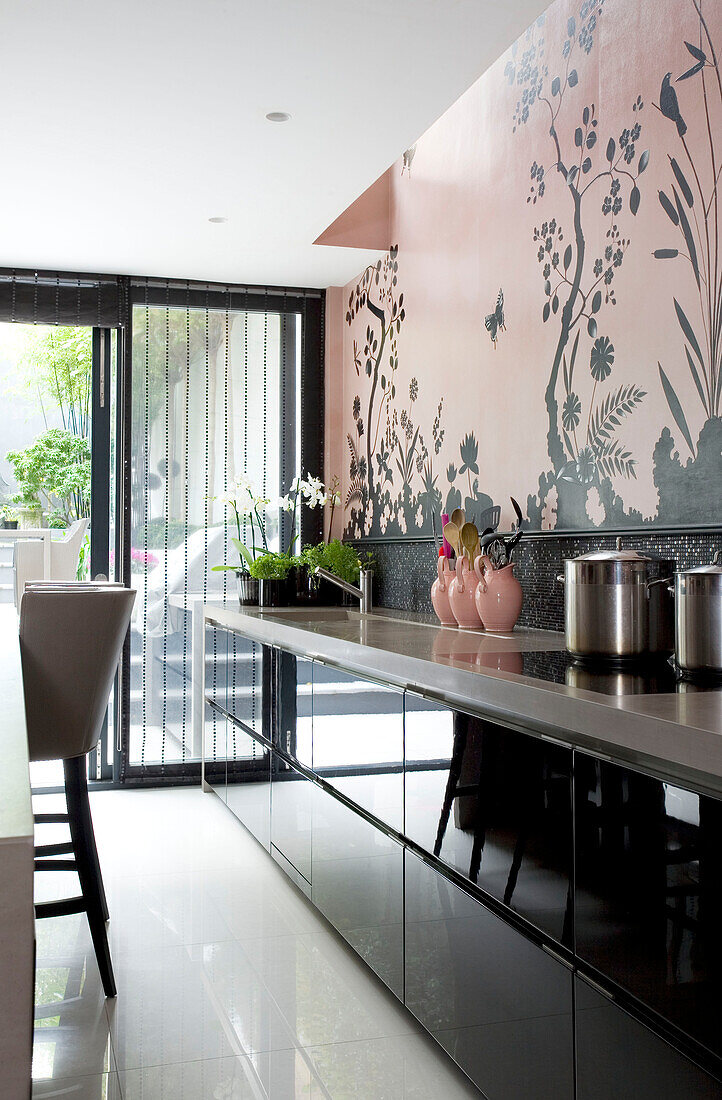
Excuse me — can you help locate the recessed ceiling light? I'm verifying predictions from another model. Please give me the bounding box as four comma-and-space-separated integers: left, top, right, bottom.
266, 111, 291, 123
208, 216, 227, 223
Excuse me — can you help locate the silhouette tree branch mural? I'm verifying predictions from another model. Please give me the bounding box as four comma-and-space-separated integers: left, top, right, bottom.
508, 2, 650, 528
344, 248, 496, 538
338, 1, 721, 539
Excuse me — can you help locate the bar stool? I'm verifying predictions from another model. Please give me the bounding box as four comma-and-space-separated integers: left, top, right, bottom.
19, 582, 136, 998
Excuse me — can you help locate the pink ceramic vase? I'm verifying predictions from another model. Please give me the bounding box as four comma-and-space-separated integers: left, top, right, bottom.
473, 555, 523, 633
431, 556, 457, 626
448, 555, 483, 630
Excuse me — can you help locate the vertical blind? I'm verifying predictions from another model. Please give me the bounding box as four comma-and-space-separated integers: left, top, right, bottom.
123, 280, 323, 781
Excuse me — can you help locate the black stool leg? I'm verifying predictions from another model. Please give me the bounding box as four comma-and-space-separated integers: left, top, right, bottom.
85, 812, 110, 923
64, 757, 116, 997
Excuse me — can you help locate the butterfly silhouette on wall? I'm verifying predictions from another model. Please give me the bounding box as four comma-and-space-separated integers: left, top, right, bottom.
485, 289, 506, 348
401, 145, 416, 176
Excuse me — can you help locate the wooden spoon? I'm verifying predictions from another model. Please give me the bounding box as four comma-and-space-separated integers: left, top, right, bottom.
442, 521, 461, 558
450, 508, 466, 531
460, 522, 480, 564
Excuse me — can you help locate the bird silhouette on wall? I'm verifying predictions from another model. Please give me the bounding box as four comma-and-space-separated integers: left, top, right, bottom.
659, 72, 687, 137
485, 288, 506, 347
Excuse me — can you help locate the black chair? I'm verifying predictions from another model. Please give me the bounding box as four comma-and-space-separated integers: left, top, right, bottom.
19, 583, 135, 998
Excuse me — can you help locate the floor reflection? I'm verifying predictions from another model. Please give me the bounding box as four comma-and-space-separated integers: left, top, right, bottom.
33, 910, 115, 1094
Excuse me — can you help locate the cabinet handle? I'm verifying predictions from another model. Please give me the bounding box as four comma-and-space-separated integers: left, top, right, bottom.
578, 973, 614, 1000
541, 943, 574, 971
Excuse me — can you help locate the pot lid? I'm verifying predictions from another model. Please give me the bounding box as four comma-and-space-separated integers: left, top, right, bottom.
680, 550, 722, 575
571, 537, 652, 563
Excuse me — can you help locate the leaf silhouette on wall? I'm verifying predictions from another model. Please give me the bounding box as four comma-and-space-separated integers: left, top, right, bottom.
650, 3, 720, 492
673, 189, 700, 287
658, 363, 695, 455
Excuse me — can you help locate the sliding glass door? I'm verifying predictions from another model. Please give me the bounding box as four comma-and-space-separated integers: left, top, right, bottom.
122, 286, 322, 782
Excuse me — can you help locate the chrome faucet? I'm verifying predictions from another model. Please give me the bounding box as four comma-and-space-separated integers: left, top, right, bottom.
313, 567, 373, 613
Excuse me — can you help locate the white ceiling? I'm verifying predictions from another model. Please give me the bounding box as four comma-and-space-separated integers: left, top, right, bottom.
0, 0, 548, 288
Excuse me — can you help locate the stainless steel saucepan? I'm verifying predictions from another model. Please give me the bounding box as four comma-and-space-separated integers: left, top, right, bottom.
671, 551, 722, 674
557, 539, 674, 660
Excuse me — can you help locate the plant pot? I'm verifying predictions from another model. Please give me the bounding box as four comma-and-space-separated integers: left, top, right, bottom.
16, 506, 42, 531
258, 577, 290, 608
293, 565, 344, 606
293, 564, 319, 604
236, 571, 259, 606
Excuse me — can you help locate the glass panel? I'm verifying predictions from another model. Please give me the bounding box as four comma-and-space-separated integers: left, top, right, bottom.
0, 321, 95, 788
575, 754, 722, 1062
203, 626, 226, 800
275, 652, 312, 768
204, 710, 226, 802
312, 788, 403, 999
405, 848, 574, 1099
575, 977, 721, 1099
225, 633, 262, 734
311, 662, 403, 832
405, 693, 573, 944
271, 753, 314, 883
225, 722, 270, 850
128, 303, 296, 768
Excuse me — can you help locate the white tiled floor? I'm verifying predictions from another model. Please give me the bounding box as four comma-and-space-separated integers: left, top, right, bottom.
32, 787, 480, 1098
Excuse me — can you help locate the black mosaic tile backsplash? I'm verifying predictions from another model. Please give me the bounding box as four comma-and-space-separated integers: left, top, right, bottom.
359, 531, 722, 633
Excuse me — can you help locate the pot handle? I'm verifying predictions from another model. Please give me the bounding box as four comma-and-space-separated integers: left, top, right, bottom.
474, 554, 489, 593
437, 555, 446, 592
646, 575, 673, 599
556, 573, 565, 585
455, 553, 465, 594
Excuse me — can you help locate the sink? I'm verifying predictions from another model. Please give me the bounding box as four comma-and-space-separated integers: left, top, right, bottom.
260, 607, 362, 622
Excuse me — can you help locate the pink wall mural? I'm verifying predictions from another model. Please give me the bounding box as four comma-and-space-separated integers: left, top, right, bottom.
324, 0, 722, 538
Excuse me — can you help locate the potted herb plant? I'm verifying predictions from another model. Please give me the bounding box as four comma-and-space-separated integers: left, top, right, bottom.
0, 506, 19, 530
299, 539, 363, 604
249, 551, 298, 607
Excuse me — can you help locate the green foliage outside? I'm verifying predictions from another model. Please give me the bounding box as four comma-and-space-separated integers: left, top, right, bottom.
6, 429, 90, 522
18, 326, 92, 437
135, 518, 201, 550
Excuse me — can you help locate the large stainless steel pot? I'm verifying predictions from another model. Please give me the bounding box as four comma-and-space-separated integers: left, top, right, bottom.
557, 539, 674, 660
672, 552, 722, 674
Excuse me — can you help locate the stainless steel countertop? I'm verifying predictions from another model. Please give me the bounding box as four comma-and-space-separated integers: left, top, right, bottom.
202, 602, 722, 795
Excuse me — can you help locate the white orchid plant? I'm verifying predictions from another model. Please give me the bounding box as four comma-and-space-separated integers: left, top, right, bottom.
212, 473, 335, 575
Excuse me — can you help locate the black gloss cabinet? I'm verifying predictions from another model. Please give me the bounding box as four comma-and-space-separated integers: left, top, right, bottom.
204, 626, 722, 1099
575, 977, 722, 1099
311, 662, 404, 832
313, 789, 404, 999
405, 692, 573, 944
405, 848, 574, 1099
575, 752, 722, 1067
